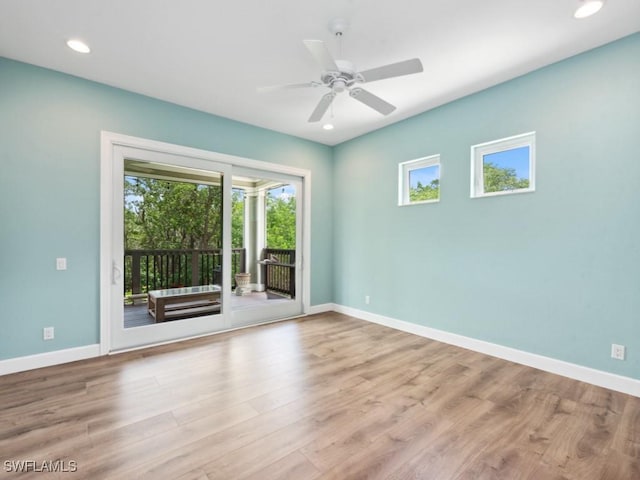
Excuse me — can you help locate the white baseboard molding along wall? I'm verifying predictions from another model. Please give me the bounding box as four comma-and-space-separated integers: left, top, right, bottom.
0, 344, 101, 376
3, 304, 639, 399
333, 304, 640, 398
307, 303, 335, 315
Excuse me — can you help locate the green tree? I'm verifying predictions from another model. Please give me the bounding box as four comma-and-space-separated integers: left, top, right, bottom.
410, 179, 440, 202
266, 192, 296, 249
125, 177, 245, 251
231, 189, 244, 248
124, 176, 300, 252
125, 176, 223, 250
483, 162, 529, 193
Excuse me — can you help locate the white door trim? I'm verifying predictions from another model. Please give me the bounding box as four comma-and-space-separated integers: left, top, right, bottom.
100, 131, 312, 354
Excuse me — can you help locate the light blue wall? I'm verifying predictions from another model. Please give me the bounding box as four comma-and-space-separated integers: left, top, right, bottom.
0, 58, 333, 360
333, 33, 640, 379
2, 34, 639, 381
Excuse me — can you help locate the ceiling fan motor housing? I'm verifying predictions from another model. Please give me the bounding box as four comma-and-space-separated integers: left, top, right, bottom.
321, 59, 359, 92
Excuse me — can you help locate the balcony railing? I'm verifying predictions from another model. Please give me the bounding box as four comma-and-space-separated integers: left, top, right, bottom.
261, 248, 296, 299
124, 247, 296, 301
124, 248, 246, 297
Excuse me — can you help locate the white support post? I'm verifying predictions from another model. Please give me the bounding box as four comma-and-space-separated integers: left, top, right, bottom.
255, 189, 267, 289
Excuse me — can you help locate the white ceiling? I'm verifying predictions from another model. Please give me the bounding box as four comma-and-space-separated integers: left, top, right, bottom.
1, 1, 638, 146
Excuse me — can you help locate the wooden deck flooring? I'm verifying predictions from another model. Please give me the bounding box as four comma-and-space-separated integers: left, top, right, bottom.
124, 291, 291, 328
1, 312, 639, 479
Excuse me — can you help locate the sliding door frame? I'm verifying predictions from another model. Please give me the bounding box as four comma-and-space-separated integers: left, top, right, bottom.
100, 131, 311, 354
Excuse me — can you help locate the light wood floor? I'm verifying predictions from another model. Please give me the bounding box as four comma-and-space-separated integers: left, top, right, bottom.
1, 313, 639, 479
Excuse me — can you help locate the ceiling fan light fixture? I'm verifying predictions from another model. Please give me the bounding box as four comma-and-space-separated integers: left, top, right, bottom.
574, 0, 604, 19
66, 39, 91, 53
322, 123, 334, 130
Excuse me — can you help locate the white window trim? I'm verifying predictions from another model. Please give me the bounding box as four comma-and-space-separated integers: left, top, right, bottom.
398, 154, 441, 206
470, 131, 536, 199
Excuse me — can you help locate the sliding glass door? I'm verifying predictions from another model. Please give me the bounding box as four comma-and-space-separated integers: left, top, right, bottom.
105, 140, 306, 352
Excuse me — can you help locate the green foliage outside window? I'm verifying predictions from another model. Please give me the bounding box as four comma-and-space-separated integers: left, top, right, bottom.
230, 190, 244, 249
409, 179, 440, 202
124, 176, 244, 250
483, 162, 529, 193
266, 192, 296, 249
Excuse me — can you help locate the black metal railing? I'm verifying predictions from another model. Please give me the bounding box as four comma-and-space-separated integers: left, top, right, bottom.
124, 248, 246, 298
261, 248, 295, 298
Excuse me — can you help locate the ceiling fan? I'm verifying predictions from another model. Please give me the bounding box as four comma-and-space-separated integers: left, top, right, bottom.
258, 19, 424, 123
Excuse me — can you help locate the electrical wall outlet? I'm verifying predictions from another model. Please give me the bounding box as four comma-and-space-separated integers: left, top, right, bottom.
611, 343, 625, 360
56, 257, 67, 270
43, 327, 55, 340
365, 295, 370, 305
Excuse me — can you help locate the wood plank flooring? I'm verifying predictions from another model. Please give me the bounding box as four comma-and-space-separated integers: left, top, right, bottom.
1, 312, 639, 479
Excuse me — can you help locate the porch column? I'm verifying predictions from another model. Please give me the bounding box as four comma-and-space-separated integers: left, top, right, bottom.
255, 189, 267, 290
243, 189, 266, 291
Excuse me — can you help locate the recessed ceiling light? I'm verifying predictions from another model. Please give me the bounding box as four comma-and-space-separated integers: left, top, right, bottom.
574, 0, 604, 19
322, 123, 334, 130
66, 39, 91, 54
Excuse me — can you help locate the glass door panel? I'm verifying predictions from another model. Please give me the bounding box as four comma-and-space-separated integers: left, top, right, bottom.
122, 164, 224, 328
229, 170, 303, 327
111, 146, 231, 351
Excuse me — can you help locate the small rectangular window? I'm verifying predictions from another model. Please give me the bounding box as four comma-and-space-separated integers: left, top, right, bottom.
399, 155, 440, 206
471, 132, 535, 198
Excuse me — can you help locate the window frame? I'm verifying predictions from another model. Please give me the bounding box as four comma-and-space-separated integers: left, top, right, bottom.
470, 131, 536, 199
398, 154, 441, 206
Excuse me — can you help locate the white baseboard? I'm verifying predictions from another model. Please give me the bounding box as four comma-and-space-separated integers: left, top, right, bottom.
5, 306, 637, 398
334, 304, 640, 398
0, 344, 101, 376
307, 303, 336, 315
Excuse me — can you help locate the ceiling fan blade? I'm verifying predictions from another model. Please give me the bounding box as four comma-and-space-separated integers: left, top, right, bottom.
303, 39, 339, 72
257, 82, 320, 93
308, 93, 335, 122
349, 88, 396, 115
358, 58, 423, 83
